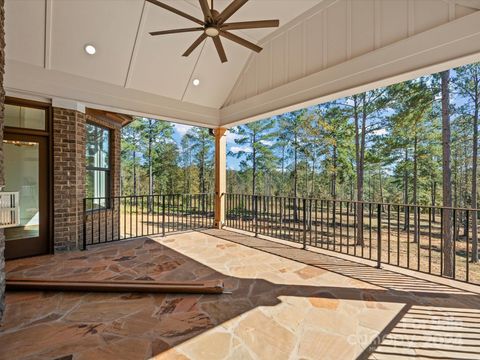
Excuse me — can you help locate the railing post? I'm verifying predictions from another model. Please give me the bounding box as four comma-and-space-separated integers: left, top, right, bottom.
162, 195, 166, 237
254, 195, 258, 237
82, 198, 87, 250
377, 203, 382, 269
303, 198, 307, 250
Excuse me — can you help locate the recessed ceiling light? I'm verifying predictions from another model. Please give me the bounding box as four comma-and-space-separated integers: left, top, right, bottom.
192, 79, 200, 86
84, 44, 96, 55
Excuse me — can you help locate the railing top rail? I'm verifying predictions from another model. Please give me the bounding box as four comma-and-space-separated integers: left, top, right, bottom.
222, 193, 480, 212
85, 193, 214, 201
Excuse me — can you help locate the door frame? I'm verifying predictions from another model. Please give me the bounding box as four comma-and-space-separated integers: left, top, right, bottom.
4, 97, 53, 258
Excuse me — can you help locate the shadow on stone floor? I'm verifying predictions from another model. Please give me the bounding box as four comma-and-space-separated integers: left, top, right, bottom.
0, 230, 479, 360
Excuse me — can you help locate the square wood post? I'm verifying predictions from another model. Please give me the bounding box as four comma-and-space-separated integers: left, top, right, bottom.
214, 128, 227, 229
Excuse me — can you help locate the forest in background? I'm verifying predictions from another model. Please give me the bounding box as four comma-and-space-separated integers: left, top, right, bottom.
120, 62, 479, 210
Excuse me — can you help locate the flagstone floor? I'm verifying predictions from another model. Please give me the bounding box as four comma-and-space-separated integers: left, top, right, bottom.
1, 229, 480, 360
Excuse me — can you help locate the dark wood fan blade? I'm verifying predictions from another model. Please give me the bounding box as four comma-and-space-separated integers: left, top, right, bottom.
217, 0, 249, 24
213, 36, 228, 63
183, 33, 208, 57
222, 20, 279, 30
150, 27, 204, 36
220, 30, 262, 52
199, 0, 213, 22
146, 0, 205, 25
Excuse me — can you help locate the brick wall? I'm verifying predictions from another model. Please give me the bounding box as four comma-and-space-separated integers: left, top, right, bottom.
52, 109, 121, 251
52, 108, 86, 251
0, 0, 5, 320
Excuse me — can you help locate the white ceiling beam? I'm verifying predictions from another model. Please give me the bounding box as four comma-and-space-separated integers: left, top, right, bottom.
124, 1, 147, 88
5, 60, 220, 128
219, 11, 480, 127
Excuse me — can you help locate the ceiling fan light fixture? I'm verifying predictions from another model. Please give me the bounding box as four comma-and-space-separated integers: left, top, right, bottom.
205, 27, 219, 37
192, 78, 200, 86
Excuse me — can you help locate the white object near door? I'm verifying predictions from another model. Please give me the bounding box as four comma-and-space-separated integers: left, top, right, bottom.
0, 192, 20, 228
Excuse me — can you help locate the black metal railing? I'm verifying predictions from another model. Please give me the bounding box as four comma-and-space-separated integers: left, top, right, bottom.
83, 193, 214, 248
225, 193, 480, 285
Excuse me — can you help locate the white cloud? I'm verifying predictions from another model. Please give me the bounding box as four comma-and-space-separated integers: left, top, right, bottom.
261, 140, 274, 146
226, 130, 242, 143
230, 145, 252, 154
174, 123, 193, 135
371, 128, 387, 136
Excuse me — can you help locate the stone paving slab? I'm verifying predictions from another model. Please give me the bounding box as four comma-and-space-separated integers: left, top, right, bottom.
1, 229, 479, 359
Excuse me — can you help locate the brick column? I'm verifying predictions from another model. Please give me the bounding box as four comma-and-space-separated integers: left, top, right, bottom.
52, 108, 86, 251
0, 0, 6, 320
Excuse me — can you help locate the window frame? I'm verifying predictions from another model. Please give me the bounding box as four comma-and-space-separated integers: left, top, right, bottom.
85, 121, 112, 210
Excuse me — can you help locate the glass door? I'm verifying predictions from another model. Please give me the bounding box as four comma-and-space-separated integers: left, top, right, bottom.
3, 134, 48, 259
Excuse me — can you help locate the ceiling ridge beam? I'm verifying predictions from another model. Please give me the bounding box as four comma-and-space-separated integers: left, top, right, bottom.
44, 0, 53, 69
124, 0, 147, 88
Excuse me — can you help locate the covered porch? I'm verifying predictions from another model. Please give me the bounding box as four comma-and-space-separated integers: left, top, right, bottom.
2, 229, 480, 359
2, 0, 480, 358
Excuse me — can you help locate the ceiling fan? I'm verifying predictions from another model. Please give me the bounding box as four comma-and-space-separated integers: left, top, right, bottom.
146, 0, 280, 63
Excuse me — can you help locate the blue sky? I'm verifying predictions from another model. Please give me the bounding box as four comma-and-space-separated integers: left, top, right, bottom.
172, 123, 246, 170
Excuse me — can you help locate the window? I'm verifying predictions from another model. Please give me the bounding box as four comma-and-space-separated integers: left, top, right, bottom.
86, 123, 110, 210
5, 104, 46, 130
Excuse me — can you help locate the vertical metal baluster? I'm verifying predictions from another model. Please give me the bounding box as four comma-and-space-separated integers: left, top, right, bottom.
141, 196, 145, 237
387, 204, 391, 264
162, 195, 166, 236
315, 199, 318, 247
333, 200, 336, 251
353, 202, 357, 256
82, 198, 87, 250
429, 207, 432, 274
346, 200, 350, 253
369, 203, 372, 259
111, 197, 114, 241
302, 198, 307, 249
407, 205, 410, 269
104, 198, 107, 242
377, 203, 382, 268
466, 210, 469, 283
397, 205, 400, 266
339, 201, 343, 252
326, 200, 330, 249
453, 208, 456, 279
417, 206, 421, 271
321, 200, 324, 248
440, 208, 443, 276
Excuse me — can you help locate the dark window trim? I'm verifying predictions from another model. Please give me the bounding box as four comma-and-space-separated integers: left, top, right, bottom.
4, 96, 50, 135
86, 121, 112, 210
4, 96, 54, 255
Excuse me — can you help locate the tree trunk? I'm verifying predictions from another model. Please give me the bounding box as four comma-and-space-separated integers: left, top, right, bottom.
413, 132, 419, 243
293, 138, 298, 222
252, 133, 257, 196
133, 151, 137, 196
332, 145, 337, 199
472, 70, 479, 263
354, 95, 365, 246
441, 70, 454, 277
148, 120, 153, 213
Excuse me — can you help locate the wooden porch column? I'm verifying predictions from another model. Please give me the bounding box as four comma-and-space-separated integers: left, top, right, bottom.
214, 128, 227, 229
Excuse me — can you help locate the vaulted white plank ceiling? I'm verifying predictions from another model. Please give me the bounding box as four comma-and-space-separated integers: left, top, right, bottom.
4, 0, 480, 128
